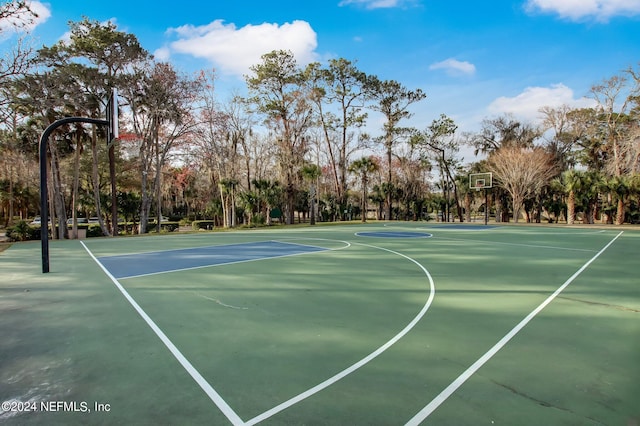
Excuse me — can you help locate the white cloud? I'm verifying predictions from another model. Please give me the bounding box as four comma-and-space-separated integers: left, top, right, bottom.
166, 20, 318, 77
525, 0, 640, 21
487, 83, 596, 122
0, 1, 50, 35
153, 46, 171, 62
429, 58, 476, 76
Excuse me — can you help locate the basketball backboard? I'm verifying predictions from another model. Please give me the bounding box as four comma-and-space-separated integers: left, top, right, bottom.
469, 172, 493, 191
106, 88, 119, 143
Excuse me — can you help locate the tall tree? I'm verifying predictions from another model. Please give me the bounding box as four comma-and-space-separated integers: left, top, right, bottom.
0, 1, 38, 122
413, 114, 462, 222
192, 70, 245, 228
48, 18, 150, 235
470, 114, 540, 156
300, 162, 321, 225
366, 77, 426, 220
246, 50, 313, 224
305, 58, 368, 213
126, 61, 198, 233
589, 72, 639, 224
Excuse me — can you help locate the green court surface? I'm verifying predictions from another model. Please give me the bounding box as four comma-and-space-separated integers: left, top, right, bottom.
1, 223, 638, 425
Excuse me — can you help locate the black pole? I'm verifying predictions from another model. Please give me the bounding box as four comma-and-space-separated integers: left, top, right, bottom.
40, 117, 109, 273
484, 188, 488, 226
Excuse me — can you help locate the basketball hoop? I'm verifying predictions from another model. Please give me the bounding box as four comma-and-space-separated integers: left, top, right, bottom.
469, 172, 493, 226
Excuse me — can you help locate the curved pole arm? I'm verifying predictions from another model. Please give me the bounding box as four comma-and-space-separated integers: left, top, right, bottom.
40, 117, 109, 273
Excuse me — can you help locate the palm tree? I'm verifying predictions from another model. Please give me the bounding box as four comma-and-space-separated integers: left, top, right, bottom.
300, 163, 322, 225
253, 179, 282, 225
607, 175, 632, 225
349, 156, 378, 222
555, 170, 584, 225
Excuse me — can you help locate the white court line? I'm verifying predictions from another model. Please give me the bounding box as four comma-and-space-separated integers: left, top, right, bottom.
80, 242, 245, 426
245, 242, 436, 426
404, 230, 624, 426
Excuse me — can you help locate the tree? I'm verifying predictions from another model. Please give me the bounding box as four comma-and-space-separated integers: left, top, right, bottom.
488, 147, 556, 222
469, 114, 540, 156
193, 70, 244, 228
65, 18, 149, 235
246, 50, 313, 225
305, 58, 368, 214
589, 72, 639, 224
37, 18, 150, 235
553, 169, 583, 225
126, 61, 198, 233
300, 162, 321, 225
253, 178, 282, 226
413, 114, 462, 222
349, 156, 378, 222
540, 105, 581, 171
366, 77, 426, 220
0, 1, 38, 121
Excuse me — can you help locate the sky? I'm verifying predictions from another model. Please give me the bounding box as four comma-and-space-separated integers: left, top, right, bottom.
3, 0, 640, 156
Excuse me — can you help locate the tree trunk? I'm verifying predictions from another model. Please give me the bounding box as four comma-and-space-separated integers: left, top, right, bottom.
90, 128, 110, 236
464, 192, 471, 222
70, 133, 81, 239
49, 139, 68, 239
109, 141, 118, 236
615, 198, 625, 225
567, 190, 575, 225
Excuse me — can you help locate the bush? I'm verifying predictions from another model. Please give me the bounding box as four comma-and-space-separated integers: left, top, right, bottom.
147, 222, 180, 232
7, 221, 39, 241
192, 220, 215, 230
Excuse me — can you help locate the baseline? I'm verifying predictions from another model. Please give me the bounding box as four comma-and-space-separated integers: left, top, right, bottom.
404, 231, 624, 425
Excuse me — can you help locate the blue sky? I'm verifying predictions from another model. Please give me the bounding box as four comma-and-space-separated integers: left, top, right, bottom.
4, 0, 640, 141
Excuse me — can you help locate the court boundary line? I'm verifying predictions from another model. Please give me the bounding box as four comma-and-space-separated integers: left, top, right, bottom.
404, 230, 624, 425
80, 241, 245, 426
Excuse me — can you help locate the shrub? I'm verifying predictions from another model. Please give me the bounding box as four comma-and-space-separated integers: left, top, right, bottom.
192, 220, 215, 230
7, 221, 39, 241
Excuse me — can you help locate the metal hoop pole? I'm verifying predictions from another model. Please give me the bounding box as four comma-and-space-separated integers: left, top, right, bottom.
40, 117, 108, 273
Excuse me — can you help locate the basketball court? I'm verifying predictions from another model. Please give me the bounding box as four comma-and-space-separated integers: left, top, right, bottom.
1, 223, 638, 425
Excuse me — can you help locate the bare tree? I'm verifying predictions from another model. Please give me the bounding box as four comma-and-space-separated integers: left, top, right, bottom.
488, 147, 556, 222
590, 71, 639, 224
127, 62, 198, 233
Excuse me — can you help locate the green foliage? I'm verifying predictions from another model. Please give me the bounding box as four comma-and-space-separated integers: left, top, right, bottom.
6, 220, 39, 241
191, 220, 215, 231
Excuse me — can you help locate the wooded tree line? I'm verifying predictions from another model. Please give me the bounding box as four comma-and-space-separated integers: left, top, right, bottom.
1, 11, 639, 238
